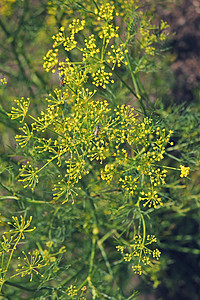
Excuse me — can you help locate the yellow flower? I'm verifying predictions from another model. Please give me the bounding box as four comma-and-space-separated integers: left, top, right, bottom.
0, 77, 7, 85
180, 165, 190, 178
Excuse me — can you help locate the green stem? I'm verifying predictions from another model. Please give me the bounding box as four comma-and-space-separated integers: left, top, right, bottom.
125, 53, 147, 115
99, 229, 115, 244
59, 266, 85, 288
97, 240, 113, 276
127, 55, 140, 98
105, 62, 137, 98
1, 235, 22, 288
165, 152, 181, 162
35, 154, 58, 175
158, 243, 200, 255
89, 235, 97, 277
4, 281, 35, 292
87, 235, 97, 299
4, 280, 53, 292
167, 138, 200, 151
91, 0, 99, 11
0, 196, 48, 204
140, 213, 146, 247
136, 74, 154, 109
28, 114, 64, 139
154, 165, 179, 171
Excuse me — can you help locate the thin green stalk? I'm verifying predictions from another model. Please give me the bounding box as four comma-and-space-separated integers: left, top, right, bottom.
59, 266, 85, 288
99, 229, 115, 244
1, 248, 5, 272
125, 53, 147, 115
35, 155, 59, 174
167, 138, 200, 151
0, 196, 48, 204
88, 235, 97, 277
28, 114, 64, 139
165, 152, 181, 162
5, 280, 53, 292
126, 53, 141, 99
4, 280, 35, 292
97, 240, 113, 276
135, 74, 154, 109
158, 243, 200, 255
105, 62, 137, 98
0, 235, 22, 292
5, 235, 21, 275
87, 236, 97, 299
140, 213, 146, 247
91, 0, 99, 11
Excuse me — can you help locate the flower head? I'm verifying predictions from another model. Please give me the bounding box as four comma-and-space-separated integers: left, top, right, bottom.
180, 165, 190, 178
9, 97, 30, 123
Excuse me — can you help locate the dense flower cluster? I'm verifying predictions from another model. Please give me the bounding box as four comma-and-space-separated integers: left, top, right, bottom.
17, 250, 47, 282
9, 97, 30, 123
180, 165, 190, 178
0, 77, 7, 85
94, 3, 115, 21
43, 48, 59, 72
10, 86, 172, 209
116, 234, 161, 275
8, 2, 176, 278
43, 4, 128, 89
139, 17, 169, 57
0, 216, 39, 291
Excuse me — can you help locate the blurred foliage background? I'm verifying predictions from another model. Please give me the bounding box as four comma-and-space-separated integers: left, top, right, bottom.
0, 0, 200, 299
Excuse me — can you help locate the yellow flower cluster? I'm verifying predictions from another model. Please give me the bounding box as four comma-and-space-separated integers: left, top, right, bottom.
95, 3, 115, 21
66, 285, 78, 297
9, 97, 30, 123
32, 104, 60, 132
139, 190, 163, 208
52, 26, 65, 48
140, 22, 157, 56
52, 19, 85, 51
46, 88, 68, 105
82, 34, 100, 61
9, 80, 173, 207
65, 284, 87, 299
43, 48, 59, 72
180, 165, 190, 178
18, 162, 39, 190
92, 66, 113, 89
7, 215, 36, 238
0, 77, 7, 85
118, 0, 139, 18
68, 19, 86, 34
0, 215, 44, 292
140, 17, 169, 56
58, 58, 88, 90
117, 234, 161, 275
101, 163, 115, 184
52, 177, 80, 204
107, 44, 128, 69
119, 175, 138, 195
99, 24, 119, 44
17, 250, 47, 282
15, 123, 33, 148
150, 168, 167, 186
43, 4, 127, 87
160, 20, 170, 40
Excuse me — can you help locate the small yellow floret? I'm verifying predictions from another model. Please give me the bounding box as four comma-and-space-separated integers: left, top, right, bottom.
180, 165, 190, 178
